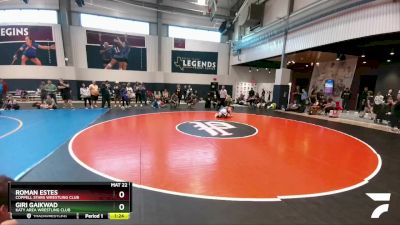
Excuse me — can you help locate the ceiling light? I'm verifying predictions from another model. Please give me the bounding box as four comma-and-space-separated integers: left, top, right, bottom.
363, 61, 366, 64
305, 64, 309, 67
361, 54, 365, 58
390, 51, 395, 55
387, 59, 391, 63
316, 62, 320, 66
311, 62, 314, 66
336, 57, 340, 61
256, 68, 259, 72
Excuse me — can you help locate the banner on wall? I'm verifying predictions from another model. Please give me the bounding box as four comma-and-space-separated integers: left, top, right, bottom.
0, 25, 57, 66
171, 50, 218, 75
309, 58, 358, 98
86, 30, 147, 71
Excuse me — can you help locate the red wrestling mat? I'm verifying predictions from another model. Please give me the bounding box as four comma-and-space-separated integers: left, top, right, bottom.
69, 112, 381, 201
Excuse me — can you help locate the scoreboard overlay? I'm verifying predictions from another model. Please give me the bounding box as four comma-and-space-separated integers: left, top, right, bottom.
8, 182, 131, 220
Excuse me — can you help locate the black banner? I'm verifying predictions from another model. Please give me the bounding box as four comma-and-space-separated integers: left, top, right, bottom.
86, 45, 146, 71
171, 50, 218, 75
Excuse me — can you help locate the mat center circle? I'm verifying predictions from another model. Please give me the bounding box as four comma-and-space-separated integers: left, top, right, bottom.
176, 120, 258, 139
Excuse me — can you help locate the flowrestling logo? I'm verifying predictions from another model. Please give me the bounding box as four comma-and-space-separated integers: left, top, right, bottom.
176, 120, 258, 139
171, 50, 218, 74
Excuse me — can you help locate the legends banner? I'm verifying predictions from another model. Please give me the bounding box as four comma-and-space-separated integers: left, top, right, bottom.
0, 25, 56, 66
171, 50, 218, 75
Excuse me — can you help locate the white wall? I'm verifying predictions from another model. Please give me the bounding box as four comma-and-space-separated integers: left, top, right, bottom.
0, 0, 59, 10
231, 0, 400, 65
262, 0, 289, 26
230, 66, 276, 98
293, 0, 320, 12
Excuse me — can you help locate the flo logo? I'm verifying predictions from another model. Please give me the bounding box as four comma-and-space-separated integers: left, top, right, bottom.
176, 121, 258, 139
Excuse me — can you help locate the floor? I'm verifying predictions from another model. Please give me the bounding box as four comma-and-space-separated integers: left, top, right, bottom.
2, 106, 400, 225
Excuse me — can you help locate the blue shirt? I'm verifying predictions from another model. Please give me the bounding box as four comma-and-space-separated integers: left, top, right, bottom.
20, 42, 40, 58
0, 83, 3, 94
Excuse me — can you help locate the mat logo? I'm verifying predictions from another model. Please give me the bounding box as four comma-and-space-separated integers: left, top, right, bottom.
177, 120, 258, 139
366, 193, 391, 219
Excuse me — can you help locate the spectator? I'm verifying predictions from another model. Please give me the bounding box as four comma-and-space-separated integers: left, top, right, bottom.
385, 89, 394, 102
132, 82, 139, 107
113, 82, 121, 108
44, 80, 57, 105
247, 88, 256, 107
186, 92, 198, 108
389, 94, 400, 133
236, 92, 245, 105
176, 84, 182, 104
170, 91, 179, 109
89, 81, 99, 108
39, 81, 47, 104
182, 85, 187, 101
373, 91, 385, 123
33, 95, 57, 109
140, 83, 147, 106
261, 88, 266, 102
0, 176, 18, 225
205, 92, 212, 108
3, 96, 20, 110
341, 87, 352, 111
126, 83, 134, 108
219, 85, 228, 107
58, 79, 74, 109
301, 88, 308, 105
324, 98, 336, 115
285, 100, 301, 112
0, 79, 8, 108
80, 83, 91, 109
225, 95, 233, 107
120, 83, 129, 109
358, 87, 368, 112
162, 89, 169, 103
360, 91, 374, 119
186, 85, 193, 99
316, 89, 325, 102
292, 86, 301, 103
309, 89, 317, 104
100, 82, 111, 109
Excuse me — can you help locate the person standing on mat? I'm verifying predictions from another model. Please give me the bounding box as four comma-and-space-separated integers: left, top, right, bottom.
44, 80, 58, 105
113, 81, 121, 108
358, 87, 368, 112
100, 81, 111, 109
89, 81, 100, 108
341, 87, 352, 111
389, 94, 400, 133
38, 81, 47, 104
80, 83, 91, 109
58, 79, 74, 109
219, 85, 228, 107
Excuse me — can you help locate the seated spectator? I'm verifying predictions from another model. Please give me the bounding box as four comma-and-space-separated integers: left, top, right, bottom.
3, 96, 20, 110
359, 91, 374, 119
324, 98, 336, 114
0, 176, 18, 225
33, 95, 57, 110
236, 93, 246, 105
162, 89, 169, 103
286, 100, 301, 112
170, 92, 179, 108
186, 92, 198, 108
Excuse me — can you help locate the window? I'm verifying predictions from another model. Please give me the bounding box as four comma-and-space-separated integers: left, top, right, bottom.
81, 14, 149, 35
0, 10, 57, 24
168, 25, 221, 43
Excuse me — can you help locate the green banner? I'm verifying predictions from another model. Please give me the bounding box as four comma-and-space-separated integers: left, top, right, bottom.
171, 50, 218, 75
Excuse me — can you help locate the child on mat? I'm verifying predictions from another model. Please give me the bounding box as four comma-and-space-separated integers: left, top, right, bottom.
215, 106, 234, 118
